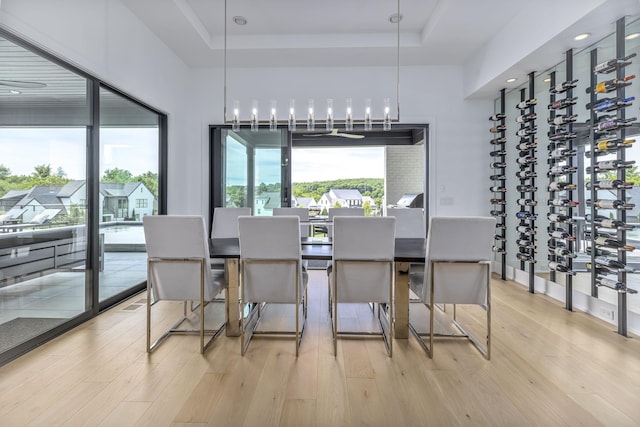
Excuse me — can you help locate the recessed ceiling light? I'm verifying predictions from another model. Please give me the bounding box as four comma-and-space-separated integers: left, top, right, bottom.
574, 33, 590, 41
389, 13, 402, 24
506, 78, 517, 83
626, 32, 640, 40
9, 89, 21, 94
233, 16, 247, 25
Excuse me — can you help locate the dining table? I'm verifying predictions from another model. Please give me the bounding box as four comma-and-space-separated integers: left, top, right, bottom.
210, 236, 426, 339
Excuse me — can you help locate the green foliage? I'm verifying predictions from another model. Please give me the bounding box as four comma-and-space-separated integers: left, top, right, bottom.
598, 165, 640, 186
32, 164, 52, 179
226, 185, 246, 207
293, 178, 384, 207
0, 164, 11, 179
102, 167, 134, 183
363, 200, 372, 216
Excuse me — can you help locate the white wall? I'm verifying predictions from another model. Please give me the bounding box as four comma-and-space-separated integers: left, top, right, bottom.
1, 0, 492, 221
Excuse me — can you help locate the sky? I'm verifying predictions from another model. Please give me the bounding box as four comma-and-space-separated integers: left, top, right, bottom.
224, 133, 385, 185
0, 127, 159, 179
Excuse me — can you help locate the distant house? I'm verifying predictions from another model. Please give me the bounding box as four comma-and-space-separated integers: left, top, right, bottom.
292, 196, 321, 217
100, 182, 155, 221
254, 191, 281, 216
318, 189, 363, 210
7, 185, 66, 224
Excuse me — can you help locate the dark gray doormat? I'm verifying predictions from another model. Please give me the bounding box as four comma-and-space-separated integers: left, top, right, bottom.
0, 317, 67, 353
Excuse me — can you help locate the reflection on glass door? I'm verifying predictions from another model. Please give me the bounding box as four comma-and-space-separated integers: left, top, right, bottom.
99, 87, 159, 302
221, 129, 287, 215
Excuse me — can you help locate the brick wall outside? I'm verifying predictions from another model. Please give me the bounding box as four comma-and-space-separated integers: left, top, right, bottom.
384, 145, 424, 214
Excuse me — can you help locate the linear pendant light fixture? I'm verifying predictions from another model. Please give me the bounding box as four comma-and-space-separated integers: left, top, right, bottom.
223, 0, 401, 132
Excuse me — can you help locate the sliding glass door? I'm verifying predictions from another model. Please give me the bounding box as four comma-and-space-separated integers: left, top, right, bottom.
215, 128, 289, 215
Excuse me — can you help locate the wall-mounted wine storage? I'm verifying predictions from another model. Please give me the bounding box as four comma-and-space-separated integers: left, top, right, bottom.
586, 17, 638, 336
547, 49, 578, 311
490, 89, 507, 280
515, 72, 537, 293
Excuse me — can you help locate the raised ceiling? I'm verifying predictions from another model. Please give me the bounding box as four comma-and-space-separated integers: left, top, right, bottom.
120, 0, 530, 68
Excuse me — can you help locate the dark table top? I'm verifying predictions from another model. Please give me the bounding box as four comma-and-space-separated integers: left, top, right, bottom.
210, 237, 425, 263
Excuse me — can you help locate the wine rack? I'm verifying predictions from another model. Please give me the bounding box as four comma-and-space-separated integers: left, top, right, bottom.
546, 49, 578, 311
490, 89, 507, 280
586, 17, 638, 336
515, 72, 537, 293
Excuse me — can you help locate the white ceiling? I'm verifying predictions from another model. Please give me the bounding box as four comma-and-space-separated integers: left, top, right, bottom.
120, 0, 531, 68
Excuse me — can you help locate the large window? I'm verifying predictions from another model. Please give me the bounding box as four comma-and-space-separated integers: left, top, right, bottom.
0, 31, 165, 365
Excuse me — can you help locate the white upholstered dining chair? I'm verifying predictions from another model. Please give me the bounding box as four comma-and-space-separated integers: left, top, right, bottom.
143, 215, 226, 354
327, 207, 364, 237
210, 207, 251, 269
408, 216, 496, 359
238, 215, 308, 356
329, 216, 395, 356
273, 207, 310, 238
386, 207, 425, 273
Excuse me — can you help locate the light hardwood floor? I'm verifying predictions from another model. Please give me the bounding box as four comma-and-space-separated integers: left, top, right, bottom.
1, 270, 639, 426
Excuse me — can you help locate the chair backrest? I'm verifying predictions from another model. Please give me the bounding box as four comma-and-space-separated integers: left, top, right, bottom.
386, 208, 425, 238
423, 216, 496, 304
328, 207, 364, 237
143, 215, 214, 301
328, 207, 364, 220
273, 207, 309, 237
211, 207, 251, 238
238, 216, 303, 303
332, 216, 395, 303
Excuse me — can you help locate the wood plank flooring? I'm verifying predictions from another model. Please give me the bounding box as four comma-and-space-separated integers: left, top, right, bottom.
1, 271, 639, 426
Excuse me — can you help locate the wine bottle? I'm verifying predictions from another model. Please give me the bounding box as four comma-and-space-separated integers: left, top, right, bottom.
516, 156, 537, 165
547, 165, 577, 176
516, 112, 537, 123
516, 184, 537, 192
490, 125, 507, 133
549, 147, 577, 159
516, 253, 535, 262
490, 185, 507, 192
586, 199, 634, 210
490, 161, 507, 168
586, 262, 614, 275
490, 174, 506, 180
516, 238, 535, 247
516, 127, 537, 137
550, 79, 578, 94
517, 198, 537, 206
517, 225, 535, 234
548, 181, 576, 191
594, 96, 635, 112
494, 235, 507, 241
548, 97, 577, 110
585, 246, 616, 257
489, 113, 506, 121
490, 198, 506, 205
490, 136, 507, 145
548, 114, 578, 126
585, 180, 633, 190
586, 160, 635, 173
490, 210, 507, 217
516, 140, 537, 150
548, 261, 576, 275
592, 235, 636, 251
595, 277, 626, 291
516, 98, 537, 109
594, 218, 633, 230
595, 117, 636, 133
490, 149, 506, 157
548, 131, 576, 141
593, 53, 637, 74
547, 213, 574, 223
516, 170, 537, 179
594, 256, 635, 272
548, 199, 578, 207
586, 74, 636, 93
492, 246, 506, 254
549, 229, 575, 240
516, 211, 537, 220
593, 138, 636, 152
548, 246, 577, 258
